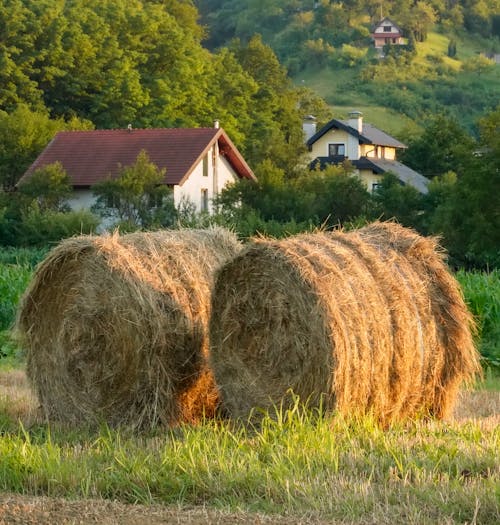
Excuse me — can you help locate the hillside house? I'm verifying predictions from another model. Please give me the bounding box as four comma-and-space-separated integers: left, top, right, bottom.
371, 17, 405, 50
19, 124, 255, 214
306, 111, 429, 193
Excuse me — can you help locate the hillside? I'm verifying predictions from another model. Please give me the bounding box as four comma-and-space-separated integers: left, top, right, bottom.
197, 0, 500, 135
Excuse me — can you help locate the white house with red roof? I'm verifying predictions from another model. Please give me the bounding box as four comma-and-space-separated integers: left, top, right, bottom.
371, 17, 405, 50
19, 123, 255, 214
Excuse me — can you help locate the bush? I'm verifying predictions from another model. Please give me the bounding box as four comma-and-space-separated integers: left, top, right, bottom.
457, 270, 500, 371
9, 208, 100, 247
0, 263, 31, 331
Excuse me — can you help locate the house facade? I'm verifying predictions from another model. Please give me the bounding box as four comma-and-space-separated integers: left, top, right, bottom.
371, 17, 405, 49
19, 124, 255, 214
306, 111, 429, 193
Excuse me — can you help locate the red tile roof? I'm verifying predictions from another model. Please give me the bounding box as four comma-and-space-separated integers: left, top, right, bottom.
20, 128, 255, 187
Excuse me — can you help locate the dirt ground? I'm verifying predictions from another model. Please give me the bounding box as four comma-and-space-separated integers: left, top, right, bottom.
0, 494, 333, 525
0, 370, 498, 524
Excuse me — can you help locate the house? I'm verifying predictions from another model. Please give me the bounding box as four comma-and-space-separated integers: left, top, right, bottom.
19, 123, 255, 214
305, 111, 429, 194
371, 17, 405, 50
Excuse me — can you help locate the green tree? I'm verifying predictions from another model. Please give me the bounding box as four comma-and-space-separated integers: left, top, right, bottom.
400, 115, 475, 179
92, 150, 177, 230
16, 162, 72, 212
370, 172, 425, 229
428, 106, 500, 268
0, 105, 91, 190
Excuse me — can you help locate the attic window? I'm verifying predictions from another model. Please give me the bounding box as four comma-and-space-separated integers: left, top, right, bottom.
383, 25, 392, 32
328, 143, 346, 157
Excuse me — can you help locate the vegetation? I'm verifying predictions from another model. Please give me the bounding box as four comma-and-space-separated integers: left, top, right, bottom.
198, 1, 500, 131
0, 402, 498, 523
457, 270, 500, 371
92, 150, 178, 231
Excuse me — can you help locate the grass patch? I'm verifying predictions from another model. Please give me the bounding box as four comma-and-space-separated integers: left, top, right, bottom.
0, 401, 498, 523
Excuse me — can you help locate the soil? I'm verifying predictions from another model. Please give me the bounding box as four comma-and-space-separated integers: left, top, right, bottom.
0, 494, 330, 525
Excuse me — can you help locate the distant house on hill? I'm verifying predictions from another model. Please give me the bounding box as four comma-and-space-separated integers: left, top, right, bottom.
371, 17, 405, 50
19, 124, 255, 214
305, 111, 429, 194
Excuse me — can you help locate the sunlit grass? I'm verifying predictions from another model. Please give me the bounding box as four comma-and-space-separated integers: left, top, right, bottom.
0, 399, 498, 523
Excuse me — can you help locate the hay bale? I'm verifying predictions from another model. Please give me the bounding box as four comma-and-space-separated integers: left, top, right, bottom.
209, 223, 480, 423
16, 227, 241, 428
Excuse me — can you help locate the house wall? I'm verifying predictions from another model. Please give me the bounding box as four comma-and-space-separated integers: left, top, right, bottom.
357, 169, 383, 192
66, 189, 96, 211
309, 129, 360, 160
361, 144, 396, 160
173, 147, 238, 213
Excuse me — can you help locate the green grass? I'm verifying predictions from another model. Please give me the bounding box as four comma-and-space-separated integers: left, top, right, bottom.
0, 405, 498, 523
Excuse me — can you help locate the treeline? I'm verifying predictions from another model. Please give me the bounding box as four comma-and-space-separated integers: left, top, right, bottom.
0, 0, 330, 189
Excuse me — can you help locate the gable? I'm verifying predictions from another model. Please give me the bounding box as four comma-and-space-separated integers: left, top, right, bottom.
307, 119, 406, 150
20, 128, 255, 188
373, 17, 403, 35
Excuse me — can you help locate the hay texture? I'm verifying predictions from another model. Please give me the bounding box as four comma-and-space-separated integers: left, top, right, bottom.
17, 227, 241, 428
209, 222, 480, 423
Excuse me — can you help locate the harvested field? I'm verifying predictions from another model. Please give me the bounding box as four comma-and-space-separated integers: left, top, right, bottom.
16, 227, 241, 429
210, 223, 481, 423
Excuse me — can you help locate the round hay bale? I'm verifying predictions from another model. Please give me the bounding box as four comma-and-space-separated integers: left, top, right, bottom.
356, 221, 481, 418
16, 227, 241, 429
209, 224, 480, 423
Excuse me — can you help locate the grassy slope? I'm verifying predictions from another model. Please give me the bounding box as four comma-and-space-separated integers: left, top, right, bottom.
293, 29, 499, 138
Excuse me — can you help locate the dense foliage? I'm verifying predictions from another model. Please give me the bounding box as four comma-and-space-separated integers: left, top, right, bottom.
197, 1, 500, 130
0, 1, 498, 271
0, 0, 321, 189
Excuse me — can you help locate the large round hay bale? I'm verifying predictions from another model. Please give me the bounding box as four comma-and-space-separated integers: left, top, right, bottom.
209, 223, 480, 423
17, 227, 241, 428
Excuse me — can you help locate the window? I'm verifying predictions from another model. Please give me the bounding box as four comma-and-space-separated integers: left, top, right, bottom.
328, 143, 346, 157
383, 25, 392, 32
372, 182, 381, 192
202, 154, 208, 177
201, 188, 209, 212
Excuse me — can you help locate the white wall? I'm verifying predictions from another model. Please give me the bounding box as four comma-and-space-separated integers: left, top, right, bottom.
66, 189, 97, 211
173, 146, 239, 213
66, 145, 241, 222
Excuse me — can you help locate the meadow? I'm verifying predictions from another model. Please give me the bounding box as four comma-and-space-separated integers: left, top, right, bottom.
0, 248, 499, 523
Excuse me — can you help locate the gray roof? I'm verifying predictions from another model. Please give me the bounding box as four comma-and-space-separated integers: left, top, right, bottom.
368, 158, 429, 194
348, 122, 407, 149
307, 118, 407, 149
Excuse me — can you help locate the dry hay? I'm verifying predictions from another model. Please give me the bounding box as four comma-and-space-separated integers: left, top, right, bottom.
16, 227, 241, 429
209, 222, 481, 424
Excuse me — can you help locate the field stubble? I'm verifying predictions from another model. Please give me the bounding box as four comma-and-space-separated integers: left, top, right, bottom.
0, 368, 498, 524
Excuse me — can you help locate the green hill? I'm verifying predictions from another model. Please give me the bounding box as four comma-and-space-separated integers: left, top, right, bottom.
198, 1, 500, 136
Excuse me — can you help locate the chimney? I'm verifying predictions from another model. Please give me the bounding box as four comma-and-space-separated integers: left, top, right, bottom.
348, 111, 363, 133
302, 115, 317, 142
214, 119, 220, 129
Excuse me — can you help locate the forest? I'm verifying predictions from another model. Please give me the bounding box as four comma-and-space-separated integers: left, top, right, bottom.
0, 0, 498, 269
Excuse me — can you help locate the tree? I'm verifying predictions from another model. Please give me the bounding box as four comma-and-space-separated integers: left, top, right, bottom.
0, 105, 91, 190
16, 162, 72, 212
428, 106, 500, 268
400, 115, 475, 179
370, 172, 424, 230
92, 150, 177, 230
